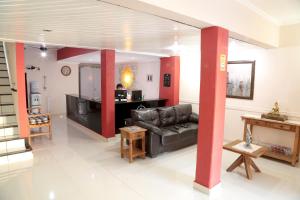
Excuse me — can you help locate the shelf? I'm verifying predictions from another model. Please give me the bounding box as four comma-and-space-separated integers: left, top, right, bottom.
263, 150, 293, 162
28, 122, 50, 128
29, 132, 50, 137
122, 148, 145, 158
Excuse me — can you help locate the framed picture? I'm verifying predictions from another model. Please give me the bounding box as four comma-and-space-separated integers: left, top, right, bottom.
226, 60, 255, 100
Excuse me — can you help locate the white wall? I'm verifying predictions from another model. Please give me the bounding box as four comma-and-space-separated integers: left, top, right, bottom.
26, 47, 160, 114
115, 61, 160, 99
25, 47, 79, 115
179, 39, 300, 154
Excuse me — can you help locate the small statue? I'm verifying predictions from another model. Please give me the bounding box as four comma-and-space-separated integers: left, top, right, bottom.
271, 101, 280, 115
245, 127, 252, 148
261, 101, 288, 121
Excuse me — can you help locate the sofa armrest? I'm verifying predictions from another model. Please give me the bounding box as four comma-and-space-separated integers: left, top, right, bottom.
135, 121, 163, 136
189, 112, 199, 123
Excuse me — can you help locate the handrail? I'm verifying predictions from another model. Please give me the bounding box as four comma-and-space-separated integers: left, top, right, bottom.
2, 42, 17, 92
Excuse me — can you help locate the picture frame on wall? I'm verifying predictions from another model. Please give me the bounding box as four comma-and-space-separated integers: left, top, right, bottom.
226, 60, 255, 100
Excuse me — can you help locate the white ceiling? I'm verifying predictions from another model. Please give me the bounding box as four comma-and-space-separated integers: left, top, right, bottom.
238, 0, 300, 25
61, 50, 160, 64
0, 0, 198, 56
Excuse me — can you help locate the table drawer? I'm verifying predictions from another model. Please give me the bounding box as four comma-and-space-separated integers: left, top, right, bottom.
131, 131, 145, 139
270, 123, 294, 131
249, 119, 267, 127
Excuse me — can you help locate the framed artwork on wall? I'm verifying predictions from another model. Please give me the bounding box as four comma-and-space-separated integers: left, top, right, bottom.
226, 60, 255, 100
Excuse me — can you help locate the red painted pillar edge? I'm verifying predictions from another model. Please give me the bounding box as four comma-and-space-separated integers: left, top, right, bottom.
195, 26, 229, 189
159, 56, 180, 106
16, 43, 29, 138
101, 49, 115, 138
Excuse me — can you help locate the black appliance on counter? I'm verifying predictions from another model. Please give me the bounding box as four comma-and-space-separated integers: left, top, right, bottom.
132, 90, 142, 101
115, 90, 127, 101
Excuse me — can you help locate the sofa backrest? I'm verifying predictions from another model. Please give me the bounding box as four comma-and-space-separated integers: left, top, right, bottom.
157, 107, 176, 127
131, 104, 193, 127
131, 108, 160, 127
174, 104, 192, 124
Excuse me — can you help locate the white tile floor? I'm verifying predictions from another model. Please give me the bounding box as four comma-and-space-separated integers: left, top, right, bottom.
0, 116, 299, 200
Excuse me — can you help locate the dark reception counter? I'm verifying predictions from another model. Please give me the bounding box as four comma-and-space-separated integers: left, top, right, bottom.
66, 94, 167, 134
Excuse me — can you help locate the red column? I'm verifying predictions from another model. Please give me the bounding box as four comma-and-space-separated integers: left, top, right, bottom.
159, 56, 180, 106
16, 43, 29, 138
194, 27, 229, 192
101, 49, 115, 138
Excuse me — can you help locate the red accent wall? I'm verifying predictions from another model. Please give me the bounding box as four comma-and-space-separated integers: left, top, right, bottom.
57, 47, 97, 60
159, 56, 180, 106
195, 27, 229, 189
16, 43, 29, 138
101, 49, 115, 138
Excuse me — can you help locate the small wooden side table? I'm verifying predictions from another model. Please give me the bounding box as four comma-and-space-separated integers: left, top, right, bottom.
223, 140, 267, 180
119, 126, 147, 163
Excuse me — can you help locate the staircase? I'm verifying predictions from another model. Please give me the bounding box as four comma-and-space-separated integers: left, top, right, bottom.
0, 42, 33, 174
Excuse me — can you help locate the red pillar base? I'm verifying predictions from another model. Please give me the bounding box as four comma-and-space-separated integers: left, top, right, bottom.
194, 26, 229, 189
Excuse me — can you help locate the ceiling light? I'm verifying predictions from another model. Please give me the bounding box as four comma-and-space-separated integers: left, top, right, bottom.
43, 29, 52, 32
40, 46, 48, 57
166, 41, 181, 54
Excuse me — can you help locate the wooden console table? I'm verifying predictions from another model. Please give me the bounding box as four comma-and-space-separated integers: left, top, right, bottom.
242, 114, 300, 166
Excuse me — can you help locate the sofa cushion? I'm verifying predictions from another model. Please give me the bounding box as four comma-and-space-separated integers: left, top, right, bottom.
131, 108, 160, 126
160, 129, 179, 145
174, 104, 192, 124
158, 107, 176, 127
165, 122, 198, 138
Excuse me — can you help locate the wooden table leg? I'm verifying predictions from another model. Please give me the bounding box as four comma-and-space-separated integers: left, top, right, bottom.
243, 120, 248, 141
129, 139, 133, 163
142, 135, 146, 159
49, 124, 52, 140
249, 158, 261, 172
120, 133, 124, 158
291, 128, 299, 166
244, 156, 252, 180
227, 155, 244, 172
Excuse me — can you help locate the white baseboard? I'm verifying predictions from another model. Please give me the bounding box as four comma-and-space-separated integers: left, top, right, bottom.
193, 181, 222, 195
66, 118, 118, 142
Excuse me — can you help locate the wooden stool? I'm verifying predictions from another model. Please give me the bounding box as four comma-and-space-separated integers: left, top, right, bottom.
223, 140, 267, 180
120, 126, 147, 163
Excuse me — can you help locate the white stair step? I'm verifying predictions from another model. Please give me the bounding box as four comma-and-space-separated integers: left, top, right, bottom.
0, 47, 3, 52
0, 52, 4, 57
0, 78, 9, 84
0, 104, 14, 114
0, 138, 26, 154
0, 85, 11, 94
0, 134, 19, 141
0, 115, 17, 126
0, 71, 8, 77
0, 58, 5, 64
0, 151, 33, 177
0, 127, 18, 137
0, 94, 13, 103
0, 63, 7, 70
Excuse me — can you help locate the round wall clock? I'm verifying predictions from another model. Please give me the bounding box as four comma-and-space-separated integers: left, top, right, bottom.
61, 65, 71, 76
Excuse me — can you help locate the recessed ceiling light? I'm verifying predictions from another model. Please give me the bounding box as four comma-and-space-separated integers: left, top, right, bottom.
40, 46, 48, 57
43, 29, 52, 32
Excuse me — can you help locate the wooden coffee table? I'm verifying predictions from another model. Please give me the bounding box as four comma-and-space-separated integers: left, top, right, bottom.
223, 140, 267, 179
119, 126, 147, 163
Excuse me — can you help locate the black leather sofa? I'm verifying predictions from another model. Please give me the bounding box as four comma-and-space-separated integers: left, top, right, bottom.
131, 104, 198, 157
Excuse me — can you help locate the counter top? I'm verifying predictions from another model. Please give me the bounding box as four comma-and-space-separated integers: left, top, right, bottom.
66, 94, 167, 104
